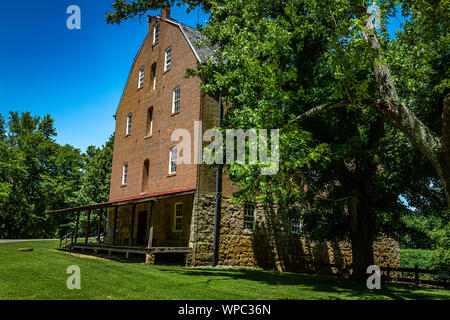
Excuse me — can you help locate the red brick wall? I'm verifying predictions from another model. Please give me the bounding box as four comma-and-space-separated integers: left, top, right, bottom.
109, 18, 202, 201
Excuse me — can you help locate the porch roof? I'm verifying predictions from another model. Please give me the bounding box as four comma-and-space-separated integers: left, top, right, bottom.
45, 187, 196, 215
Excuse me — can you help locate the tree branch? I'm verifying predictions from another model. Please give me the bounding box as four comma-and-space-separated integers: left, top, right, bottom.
289, 100, 351, 123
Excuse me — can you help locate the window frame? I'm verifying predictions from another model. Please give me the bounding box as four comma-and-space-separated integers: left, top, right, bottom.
169, 146, 177, 174
146, 108, 153, 137
138, 66, 145, 89
122, 162, 128, 185
151, 64, 157, 90
172, 86, 181, 114
243, 203, 256, 230
173, 202, 183, 232
141, 159, 149, 193
291, 218, 302, 235
164, 47, 172, 71
126, 113, 132, 135
153, 23, 160, 45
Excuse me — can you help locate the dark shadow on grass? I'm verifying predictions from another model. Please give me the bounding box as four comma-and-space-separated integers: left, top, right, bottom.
156, 267, 449, 300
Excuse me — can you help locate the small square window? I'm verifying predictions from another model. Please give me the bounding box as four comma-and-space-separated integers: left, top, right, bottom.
169, 146, 177, 174
172, 87, 180, 113
244, 203, 256, 230
165, 47, 172, 71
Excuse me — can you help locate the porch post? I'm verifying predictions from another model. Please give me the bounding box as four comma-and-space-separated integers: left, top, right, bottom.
97, 208, 103, 243
74, 210, 80, 244
112, 206, 118, 245
85, 210, 91, 244
129, 204, 136, 247
147, 201, 155, 249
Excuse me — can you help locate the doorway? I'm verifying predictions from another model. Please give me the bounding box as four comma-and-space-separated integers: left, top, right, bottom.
136, 211, 148, 245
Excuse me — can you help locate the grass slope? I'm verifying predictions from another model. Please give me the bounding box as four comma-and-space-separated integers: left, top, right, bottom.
0, 241, 448, 300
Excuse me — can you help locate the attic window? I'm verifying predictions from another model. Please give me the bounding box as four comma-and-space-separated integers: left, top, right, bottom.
138, 66, 145, 88
165, 47, 172, 71
153, 23, 160, 45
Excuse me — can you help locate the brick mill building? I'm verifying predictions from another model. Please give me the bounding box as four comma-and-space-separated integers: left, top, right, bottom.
49, 8, 400, 273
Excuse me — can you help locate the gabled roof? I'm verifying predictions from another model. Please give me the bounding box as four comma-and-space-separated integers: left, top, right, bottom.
164, 17, 215, 63
114, 17, 214, 117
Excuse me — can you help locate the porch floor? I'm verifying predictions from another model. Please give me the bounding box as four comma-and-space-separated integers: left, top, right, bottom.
71, 243, 192, 255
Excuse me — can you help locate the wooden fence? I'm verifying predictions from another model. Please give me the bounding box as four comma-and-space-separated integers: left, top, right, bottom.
300, 261, 448, 289
381, 264, 449, 289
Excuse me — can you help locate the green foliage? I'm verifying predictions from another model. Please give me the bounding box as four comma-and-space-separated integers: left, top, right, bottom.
0, 111, 114, 239
105, 0, 206, 24
105, 2, 448, 275
400, 249, 434, 269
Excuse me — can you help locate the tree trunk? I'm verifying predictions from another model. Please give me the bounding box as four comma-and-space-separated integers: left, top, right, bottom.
365, 13, 450, 207
440, 95, 450, 205
348, 197, 374, 283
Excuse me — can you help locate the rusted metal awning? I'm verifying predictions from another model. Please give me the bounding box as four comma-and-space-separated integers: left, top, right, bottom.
45, 187, 196, 215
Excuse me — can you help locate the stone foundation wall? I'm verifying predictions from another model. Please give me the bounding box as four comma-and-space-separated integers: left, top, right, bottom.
187, 195, 400, 273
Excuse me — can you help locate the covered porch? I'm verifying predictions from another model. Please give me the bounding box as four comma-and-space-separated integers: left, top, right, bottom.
46, 188, 196, 263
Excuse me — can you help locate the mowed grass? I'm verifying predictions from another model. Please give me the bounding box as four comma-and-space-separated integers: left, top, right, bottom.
0, 241, 449, 300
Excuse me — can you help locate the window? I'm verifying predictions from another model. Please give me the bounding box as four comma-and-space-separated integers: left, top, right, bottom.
164, 47, 172, 71
126, 113, 132, 135
142, 160, 149, 193
153, 23, 160, 45
122, 163, 128, 185
138, 66, 145, 88
173, 203, 183, 232
146, 107, 153, 137
244, 203, 256, 230
172, 87, 180, 113
291, 219, 302, 235
151, 64, 157, 90
169, 146, 177, 174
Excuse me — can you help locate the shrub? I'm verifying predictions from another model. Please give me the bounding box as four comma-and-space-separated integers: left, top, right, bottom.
400, 249, 434, 269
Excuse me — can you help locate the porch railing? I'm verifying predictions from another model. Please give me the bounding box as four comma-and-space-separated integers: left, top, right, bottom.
59, 232, 74, 249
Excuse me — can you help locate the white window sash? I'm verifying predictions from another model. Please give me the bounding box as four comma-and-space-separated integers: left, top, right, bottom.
122, 163, 128, 185
138, 67, 145, 88
153, 24, 160, 45
169, 147, 177, 174
149, 110, 153, 136
244, 204, 256, 230
152, 66, 157, 90
126, 114, 132, 135
172, 87, 180, 113
165, 47, 172, 71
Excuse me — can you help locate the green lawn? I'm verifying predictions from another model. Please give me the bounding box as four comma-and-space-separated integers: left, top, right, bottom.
0, 241, 448, 300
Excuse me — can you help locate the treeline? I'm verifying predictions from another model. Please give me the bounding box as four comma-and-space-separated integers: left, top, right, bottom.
0, 111, 113, 239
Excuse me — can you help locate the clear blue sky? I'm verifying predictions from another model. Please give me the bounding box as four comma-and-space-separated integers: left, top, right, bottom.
0, 1, 401, 152
0, 1, 209, 152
